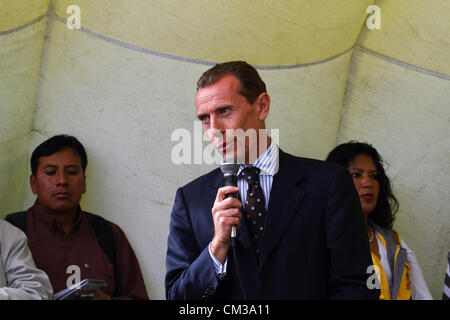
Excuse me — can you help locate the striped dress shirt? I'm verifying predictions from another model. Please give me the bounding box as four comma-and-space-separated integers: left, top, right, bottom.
237, 140, 279, 210
209, 140, 279, 275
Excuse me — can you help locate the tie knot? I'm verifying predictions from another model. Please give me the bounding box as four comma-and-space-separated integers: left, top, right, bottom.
241, 166, 260, 184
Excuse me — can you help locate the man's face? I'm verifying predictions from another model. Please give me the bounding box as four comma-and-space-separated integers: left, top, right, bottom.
30, 147, 86, 214
195, 74, 270, 162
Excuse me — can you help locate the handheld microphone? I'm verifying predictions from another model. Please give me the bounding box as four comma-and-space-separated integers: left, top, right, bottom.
220, 160, 247, 300
220, 161, 240, 248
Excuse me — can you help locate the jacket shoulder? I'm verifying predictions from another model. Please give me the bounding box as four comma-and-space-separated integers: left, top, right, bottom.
181, 167, 221, 192
281, 150, 348, 178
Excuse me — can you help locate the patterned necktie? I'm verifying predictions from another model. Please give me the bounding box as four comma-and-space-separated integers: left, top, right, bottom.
241, 166, 266, 255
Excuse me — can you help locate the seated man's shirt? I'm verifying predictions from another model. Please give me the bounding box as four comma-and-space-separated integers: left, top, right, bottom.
25, 200, 148, 299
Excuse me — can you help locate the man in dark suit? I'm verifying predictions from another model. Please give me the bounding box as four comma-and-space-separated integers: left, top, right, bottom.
165, 61, 379, 299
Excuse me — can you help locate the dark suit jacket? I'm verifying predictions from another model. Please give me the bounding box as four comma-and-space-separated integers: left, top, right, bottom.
165, 150, 380, 299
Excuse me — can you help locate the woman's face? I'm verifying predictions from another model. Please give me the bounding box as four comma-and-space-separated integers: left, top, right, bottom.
348, 154, 380, 217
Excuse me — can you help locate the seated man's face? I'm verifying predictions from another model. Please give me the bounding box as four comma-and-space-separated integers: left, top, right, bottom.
30, 147, 86, 214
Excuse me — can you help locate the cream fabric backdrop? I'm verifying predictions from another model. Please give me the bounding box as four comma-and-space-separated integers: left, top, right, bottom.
0, 0, 49, 218
1, 0, 448, 299
339, 0, 450, 300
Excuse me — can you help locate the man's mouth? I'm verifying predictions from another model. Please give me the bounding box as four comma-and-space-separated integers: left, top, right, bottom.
53, 192, 71, 199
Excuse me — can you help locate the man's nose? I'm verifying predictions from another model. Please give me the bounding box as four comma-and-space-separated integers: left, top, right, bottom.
207, 116, 224, 139
56, 172, 69, 185
209, 115, 222, 131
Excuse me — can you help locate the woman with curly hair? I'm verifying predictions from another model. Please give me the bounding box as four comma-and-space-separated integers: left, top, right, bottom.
326, 141, 432, 300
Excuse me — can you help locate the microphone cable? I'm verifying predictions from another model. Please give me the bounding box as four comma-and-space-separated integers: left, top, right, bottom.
231, 235, 247, 300
221, 162, 247, 300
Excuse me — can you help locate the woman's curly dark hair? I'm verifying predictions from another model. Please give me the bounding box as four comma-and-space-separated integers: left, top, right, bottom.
326, 141, 398, 230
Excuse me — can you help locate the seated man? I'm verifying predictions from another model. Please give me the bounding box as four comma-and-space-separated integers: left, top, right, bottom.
6, 135, 148, 300
0, 219, 52, 300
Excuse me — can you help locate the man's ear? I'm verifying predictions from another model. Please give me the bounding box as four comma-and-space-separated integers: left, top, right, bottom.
30, 174, 38, 195
255, 93, 270, 121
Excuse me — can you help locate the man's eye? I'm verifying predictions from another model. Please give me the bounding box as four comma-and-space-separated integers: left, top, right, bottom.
45, 171, 56, 176
220, 108, 230, 114
200, 116, 209, 124
68, 171, 79, 175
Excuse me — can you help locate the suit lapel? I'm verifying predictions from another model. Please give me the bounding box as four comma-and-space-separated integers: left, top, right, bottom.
260, 150, 306, 269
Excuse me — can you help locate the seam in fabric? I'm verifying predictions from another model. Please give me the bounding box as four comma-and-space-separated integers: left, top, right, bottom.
0, 14, 47, 36
355, 44, 450, 81
48, 12, 354, 70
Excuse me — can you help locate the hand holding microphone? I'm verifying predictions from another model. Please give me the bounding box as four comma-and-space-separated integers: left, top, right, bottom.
209, 163, 242, 264
220, 162, 240, 248
218, 161, 247, 300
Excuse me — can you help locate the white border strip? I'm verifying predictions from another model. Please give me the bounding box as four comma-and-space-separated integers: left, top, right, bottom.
356, 45, 450, 81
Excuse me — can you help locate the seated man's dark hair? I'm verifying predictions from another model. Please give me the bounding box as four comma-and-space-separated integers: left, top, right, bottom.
31, 135, 88, 176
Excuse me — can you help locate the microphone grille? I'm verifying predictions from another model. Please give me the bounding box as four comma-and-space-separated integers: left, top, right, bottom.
220, 159, 240, 175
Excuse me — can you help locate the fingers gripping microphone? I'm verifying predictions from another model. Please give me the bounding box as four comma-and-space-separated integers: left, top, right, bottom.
220, 161, 247, 300
220, 161, 240, 248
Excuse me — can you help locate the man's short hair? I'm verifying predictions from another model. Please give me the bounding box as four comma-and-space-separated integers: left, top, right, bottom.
31, 135, 88, 176
196, 61, 267, 104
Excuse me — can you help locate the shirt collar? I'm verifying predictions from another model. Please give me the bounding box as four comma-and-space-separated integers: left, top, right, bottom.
238, 138, 279, 176
32, 199, 83, 234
